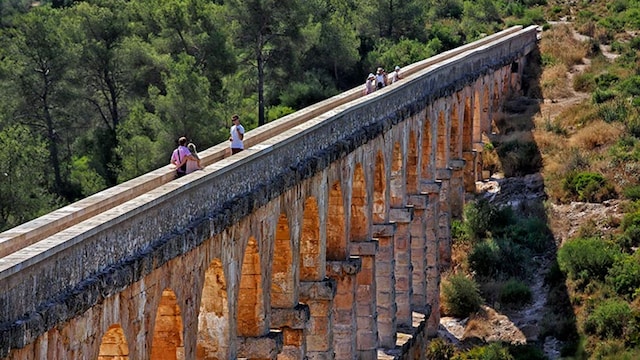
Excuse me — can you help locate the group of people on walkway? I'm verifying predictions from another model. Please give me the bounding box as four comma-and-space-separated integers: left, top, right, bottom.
173, 64, 400, 179
363, 65, 402, 95
170, 114, 245, 178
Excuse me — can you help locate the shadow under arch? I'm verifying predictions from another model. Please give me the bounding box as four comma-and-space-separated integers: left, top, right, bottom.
238, 236, 264, 337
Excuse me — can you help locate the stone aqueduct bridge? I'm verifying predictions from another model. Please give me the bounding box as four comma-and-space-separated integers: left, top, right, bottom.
1, 26, 538, 360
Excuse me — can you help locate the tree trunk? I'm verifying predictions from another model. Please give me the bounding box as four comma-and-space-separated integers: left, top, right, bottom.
258, 52, 265, 126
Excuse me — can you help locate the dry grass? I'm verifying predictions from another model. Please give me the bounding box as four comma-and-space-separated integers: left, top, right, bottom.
569, 120, 624, 150
554, 100, 599, 128
541, 63, 572, 100
540, 24, 589, 67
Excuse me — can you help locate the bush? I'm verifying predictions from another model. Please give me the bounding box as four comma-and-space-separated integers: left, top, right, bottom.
557, 237, 618, 284
462, 199, 515, 242
495, 139, 542, 176
469, 238, 531, 280
623, 185, 640, 201
427, 338, 455, 360
573, 72, 596, 92
441, 273, 483, 318
607, 253, 640, 299
469, 239, 502, 278
500, 217, 553, 253
592, 88, 616, 104
562, 171, 616, 203
499, 279, 532, 307
454, 342, 514, 360
583, 299, 632, 339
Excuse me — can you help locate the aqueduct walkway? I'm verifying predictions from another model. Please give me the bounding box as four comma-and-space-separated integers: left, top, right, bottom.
0, 26, 538, 360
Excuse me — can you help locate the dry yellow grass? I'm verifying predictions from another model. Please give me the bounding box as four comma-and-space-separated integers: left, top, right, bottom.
569, 120, 624, 150
540, 24, 589, 67
541, 63, 571, 100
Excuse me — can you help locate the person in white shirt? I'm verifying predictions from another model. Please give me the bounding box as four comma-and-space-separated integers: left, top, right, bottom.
363, 73, 376, 95
229, 114, 245, 154
389, 65, 401, 84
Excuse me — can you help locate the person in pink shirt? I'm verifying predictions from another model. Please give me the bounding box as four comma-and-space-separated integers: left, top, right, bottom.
170, 136, 192, 178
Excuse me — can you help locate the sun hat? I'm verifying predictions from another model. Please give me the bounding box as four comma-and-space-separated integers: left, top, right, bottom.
368, 73, 375, 79
395, 65, 400, 70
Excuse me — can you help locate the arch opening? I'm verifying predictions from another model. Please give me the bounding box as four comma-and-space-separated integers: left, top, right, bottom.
98, 324, 129, 360
197, 258, 229, 360
151, 289, 185, 360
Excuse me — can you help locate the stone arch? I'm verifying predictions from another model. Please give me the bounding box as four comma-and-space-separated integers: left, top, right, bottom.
197, 258, 229, 360
473, 87, 482, 143
350, 163, 369, 241
390, 141, 404, 207
373, 150, 387, 223
483, 83, 491, 134
327, 180, 346, 260
450, 101, 460, 159
463, 95, 473, 152
406, 131, 418, 194
421, 112, 433, 181
98, 324, 129, 359
272, 212, 294, 307
301, 196, 322, 281
436, 109, 447, 169
151, 289, 185, 360
238, 236, 264, 337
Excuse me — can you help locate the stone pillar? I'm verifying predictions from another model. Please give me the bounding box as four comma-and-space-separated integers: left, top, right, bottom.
299, 279, 336, 360
271, 305, 310, 360
436, 169, 452, 271
421, 180, 441, 337
389, 207, 414, 329
407, 194, 428, 309
449, 159, 466, 219
237, 331, 283, 359
326, 258, 360, 360
462, 150, 476, 193
473, 143, 487, 181
349, 241, 379, 360
372, 223, 397, 348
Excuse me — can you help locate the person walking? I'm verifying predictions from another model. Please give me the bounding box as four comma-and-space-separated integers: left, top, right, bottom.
170, 136, 191, 178
229, 114, 245, 154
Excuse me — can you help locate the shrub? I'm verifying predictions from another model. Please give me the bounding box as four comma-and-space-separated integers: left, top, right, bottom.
583, 299, 632, 339
607, 253, 640, 299
506, 344, 547, 360
469, 238, 531, 280
557, 237, 617, 284
573, 72, 596, 92
623, 185, 640, 201
500, 217, 553, 253
441, 273, 483, 318
598, 99, 629, 123
592, 89, 616, 104
454, 342, 514, 360
427, 338, 455, 360
499, 279, 532, 307
469, 239, 501, 278
462, 199, 515, 242
562, 171, 616, 203
495, 139, 542, 176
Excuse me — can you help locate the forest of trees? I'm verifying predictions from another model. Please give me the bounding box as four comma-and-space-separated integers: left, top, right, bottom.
0, 0, 543, 231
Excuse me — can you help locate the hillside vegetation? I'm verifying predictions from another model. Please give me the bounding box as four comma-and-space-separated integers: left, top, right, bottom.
435, 0, 640, 359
